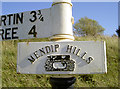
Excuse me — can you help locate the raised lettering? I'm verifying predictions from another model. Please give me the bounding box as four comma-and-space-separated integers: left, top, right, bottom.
39, 48, 46, 56
55, 44, 60, 52
0, 29, 4, 40
28, 55, 36, 64
33, 51, 40, 59
5, 28, 11, 40
73, 46, 77, 54
7, 14, 13, 25
28, 25, 37, 37
16, 13, 23, 24
29, 11, 37, 22
12, 27, 18, 39
81, 52, 87, 60
86, 57, 94, 64
45, 46, 51, 53
1, 15, 6, 26
66, 45, 73, 53
13, 14, 16, 25
51, 45, 54, 52
76, 49, 81, 56
0, 13, 23, 26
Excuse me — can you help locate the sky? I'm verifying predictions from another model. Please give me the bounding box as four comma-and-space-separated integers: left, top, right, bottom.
1, 2, 118, 36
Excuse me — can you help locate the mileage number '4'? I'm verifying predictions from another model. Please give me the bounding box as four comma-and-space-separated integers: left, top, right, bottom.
28, 10, 44, 37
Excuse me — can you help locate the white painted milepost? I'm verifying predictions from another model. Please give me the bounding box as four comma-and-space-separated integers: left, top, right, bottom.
17, 41, 107, 74
16, 0, 107, 75
0, 8, 51, 41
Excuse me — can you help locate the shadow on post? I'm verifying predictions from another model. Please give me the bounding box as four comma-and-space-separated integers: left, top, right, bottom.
49, 76, 76, 89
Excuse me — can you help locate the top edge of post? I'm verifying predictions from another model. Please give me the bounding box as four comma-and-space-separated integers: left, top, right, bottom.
53, 0, 71, 3
52, 0, 72, 6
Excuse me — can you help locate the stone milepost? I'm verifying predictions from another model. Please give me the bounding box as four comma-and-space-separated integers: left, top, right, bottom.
17, 41, 107, 74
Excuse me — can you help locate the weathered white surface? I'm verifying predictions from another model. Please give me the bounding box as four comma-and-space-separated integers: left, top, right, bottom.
0, 8, 51, 41
17, 41, 107, 74
0, 1, 74, 41
51, 2, 73, 35
0, 0, 74, 41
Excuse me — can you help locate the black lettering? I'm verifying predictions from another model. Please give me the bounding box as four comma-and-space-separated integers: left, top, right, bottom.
86, 57, 94, 64
51, 45, 54, 52
55, 44, 60, 52
73, 47, 77, 54
29, 11, 37, 22
12, 27, 18, 39
66, 45, 73, 53
28, 25, 37, 37
38, 10, 41, 15
0, 29, 4, 40
81, 52, 87, 60
16, 13, 23, 24
0, 16, 1, 26
5, 28, 11, 39
28, 55, 36, 64
1, 15, 6, 26
13, 14, 16, 25
45, 46, 51, 53
34, 51, 40, 59
7, 14, 13, 25
76, 49, 81, 56
38, 10, 44, 22
39, 48, 45, 56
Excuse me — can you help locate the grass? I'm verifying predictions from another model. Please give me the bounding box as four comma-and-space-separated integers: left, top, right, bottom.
1, 36, 119, 88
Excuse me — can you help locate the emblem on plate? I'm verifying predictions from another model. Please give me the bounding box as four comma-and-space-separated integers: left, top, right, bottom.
45, 55, 75, 71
